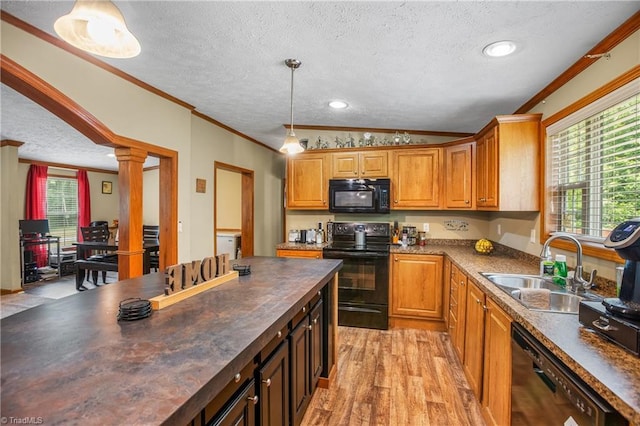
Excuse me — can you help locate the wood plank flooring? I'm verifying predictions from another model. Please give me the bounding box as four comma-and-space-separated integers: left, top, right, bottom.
302, 326, 485, 426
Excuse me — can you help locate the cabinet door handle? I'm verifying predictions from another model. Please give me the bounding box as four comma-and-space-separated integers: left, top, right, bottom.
234, 373, 241, 383
313, 318, 318, 324
483, 305, 488, 312
247, 395, 259, 405
302, 306, 306, 313
317, 290, 322, 296
394, 199, 398, 203
277, 331, 282, 338
394, 257, 398, 262
476, 298, 482, 304
460, 281, 465, 286
262, 378, 272, 387
354, 171, 358, 175
308, 325, 313, 331
361, 171, 365, 175
465, 200, 470, 204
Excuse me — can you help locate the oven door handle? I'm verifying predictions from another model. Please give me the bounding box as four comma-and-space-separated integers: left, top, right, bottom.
323, 251, 389, 259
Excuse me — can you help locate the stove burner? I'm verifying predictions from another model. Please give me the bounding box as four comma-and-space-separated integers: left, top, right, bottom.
603, 297, 640, 320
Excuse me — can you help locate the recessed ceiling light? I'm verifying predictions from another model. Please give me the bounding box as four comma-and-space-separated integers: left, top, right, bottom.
482, 40, 516, 57
329, 100, 348, 109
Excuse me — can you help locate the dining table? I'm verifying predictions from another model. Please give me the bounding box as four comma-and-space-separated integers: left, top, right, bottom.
73, 241, 160, 274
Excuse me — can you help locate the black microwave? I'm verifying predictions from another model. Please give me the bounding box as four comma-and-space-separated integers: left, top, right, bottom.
328, 178, 391, 214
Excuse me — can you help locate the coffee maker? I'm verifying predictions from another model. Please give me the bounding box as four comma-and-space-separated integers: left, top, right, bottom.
578, 218, 640, 356
603, 218, 640, 319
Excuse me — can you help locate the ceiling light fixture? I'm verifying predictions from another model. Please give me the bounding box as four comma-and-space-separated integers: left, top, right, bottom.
482, 40, 516, 58
279, 58, 304, 155
329, 100, 348, 109
54, 0, 141, 59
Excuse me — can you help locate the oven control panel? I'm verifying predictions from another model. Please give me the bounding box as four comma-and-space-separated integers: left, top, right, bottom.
331, 222, 390, 237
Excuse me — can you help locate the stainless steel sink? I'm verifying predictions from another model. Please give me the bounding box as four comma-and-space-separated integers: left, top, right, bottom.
481, 272, 601, 314
510, 289, 583, 313
481, 273, 562, 291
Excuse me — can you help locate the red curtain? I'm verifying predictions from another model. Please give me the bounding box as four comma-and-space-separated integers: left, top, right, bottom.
25, 164, 48, 266
77, 170, 91, 242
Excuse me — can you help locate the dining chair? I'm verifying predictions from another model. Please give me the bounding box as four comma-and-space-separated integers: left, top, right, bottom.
143, 225, 160, 272
79, 225, 117, 284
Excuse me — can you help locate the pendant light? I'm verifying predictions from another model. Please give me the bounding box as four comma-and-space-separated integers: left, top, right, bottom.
280, 58, 304, 155
54, 0, 141, 59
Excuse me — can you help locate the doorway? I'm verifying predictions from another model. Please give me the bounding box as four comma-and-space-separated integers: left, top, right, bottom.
214, 162, 254, 259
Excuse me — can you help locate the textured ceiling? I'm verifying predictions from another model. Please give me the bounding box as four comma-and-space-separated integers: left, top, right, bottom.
1, 1, 639, 171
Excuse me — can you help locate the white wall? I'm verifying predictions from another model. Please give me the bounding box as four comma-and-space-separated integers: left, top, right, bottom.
143, 168, 160, 226
0, 144, 22, 290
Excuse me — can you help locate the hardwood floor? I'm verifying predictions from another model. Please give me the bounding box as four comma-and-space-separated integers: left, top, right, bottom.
302, 326, 485, 426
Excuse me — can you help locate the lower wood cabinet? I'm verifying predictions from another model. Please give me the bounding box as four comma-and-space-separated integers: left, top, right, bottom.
390, 254, 444, 329
463, 280, 486, 399
449, 264, 468, 361
210, 379, 257, 426
481, 298, 512, 426
276, 249, 323, 259
310, 300, 324, 391
290, 316, 311, 426
259, 340, 289, 426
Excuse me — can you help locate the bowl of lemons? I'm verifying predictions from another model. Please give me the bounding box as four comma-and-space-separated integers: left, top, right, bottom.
474, 238, 494, 255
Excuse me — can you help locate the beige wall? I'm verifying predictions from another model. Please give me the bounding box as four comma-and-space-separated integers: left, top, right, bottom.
216, 169, 242, 230
0, 19, 285, 280
0, 144, 22, 290
190, 115, 285, 259
142, 168, 160, 226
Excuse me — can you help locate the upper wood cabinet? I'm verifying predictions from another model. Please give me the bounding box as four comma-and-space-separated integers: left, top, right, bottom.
391, 148, 442, 209
276, 249, 323, 259
475, 114, 541, 211
286, 153, 330, 209
444, 141, 475, 209
331, 151, 388, 178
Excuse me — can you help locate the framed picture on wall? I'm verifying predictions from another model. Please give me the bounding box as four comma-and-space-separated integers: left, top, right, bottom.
102, 181, 113, 194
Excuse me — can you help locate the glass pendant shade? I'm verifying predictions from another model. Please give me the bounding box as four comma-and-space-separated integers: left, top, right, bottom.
54, 0, 141, 58
279, 58, 303, 155
279, 129, 304, 154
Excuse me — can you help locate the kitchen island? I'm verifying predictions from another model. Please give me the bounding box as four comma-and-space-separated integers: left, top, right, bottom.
1, 256, 341, 425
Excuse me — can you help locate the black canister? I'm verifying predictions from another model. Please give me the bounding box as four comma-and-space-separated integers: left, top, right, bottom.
299, 229, 307, 243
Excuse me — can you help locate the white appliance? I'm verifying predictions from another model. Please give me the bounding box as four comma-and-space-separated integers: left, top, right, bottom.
216, 232, 241, 260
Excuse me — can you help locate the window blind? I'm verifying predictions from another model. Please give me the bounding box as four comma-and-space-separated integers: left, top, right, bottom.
47, 177, 78, 246
546, 79, 639, 242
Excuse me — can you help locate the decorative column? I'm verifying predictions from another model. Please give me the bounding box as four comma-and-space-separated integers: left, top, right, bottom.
115, 146, 147, 279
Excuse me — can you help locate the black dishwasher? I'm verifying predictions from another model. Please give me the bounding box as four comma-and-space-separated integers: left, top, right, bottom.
511, 323, 627, 426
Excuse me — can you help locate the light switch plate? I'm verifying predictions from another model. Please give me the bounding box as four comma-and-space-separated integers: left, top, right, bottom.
423, 223, 430, 232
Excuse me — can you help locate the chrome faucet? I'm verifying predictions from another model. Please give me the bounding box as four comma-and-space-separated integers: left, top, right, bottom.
540, 233, 597, 292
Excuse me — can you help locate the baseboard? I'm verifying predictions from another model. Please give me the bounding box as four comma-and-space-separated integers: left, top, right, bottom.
390, 316, 447, 331
1, 288, 25, 295
317, 364, 337, 389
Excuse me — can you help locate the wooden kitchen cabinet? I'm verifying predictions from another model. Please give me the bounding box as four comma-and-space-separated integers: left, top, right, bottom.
449, 263, 467, 362
475, 114, 541, 211
390, 254, 444, 329
482, 298, 512, 426
276, 249, 323, 259
391, 148, 442, 209
286, 153, 330, 209
210, 379, 257, 426
290, 315, 311, 426
444, 141, 475, 209
310, 300, 324, 391
331, 151, 388, 178
463, 280, 486, 400
258, 340, 289, 426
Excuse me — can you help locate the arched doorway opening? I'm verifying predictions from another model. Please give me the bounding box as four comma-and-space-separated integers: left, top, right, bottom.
1, 55, 178, 278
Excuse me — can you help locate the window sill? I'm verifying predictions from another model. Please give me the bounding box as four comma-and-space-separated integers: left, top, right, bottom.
544, 238, 623, 263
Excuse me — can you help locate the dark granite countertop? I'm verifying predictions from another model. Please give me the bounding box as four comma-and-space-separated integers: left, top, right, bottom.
1, 256, 342, 425
277, 241, 640, 424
